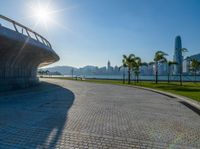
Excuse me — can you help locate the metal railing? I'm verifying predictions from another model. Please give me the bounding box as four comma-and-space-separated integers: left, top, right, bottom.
0, 14, 52, 48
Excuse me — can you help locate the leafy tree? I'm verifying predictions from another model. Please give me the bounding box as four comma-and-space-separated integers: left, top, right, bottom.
190, 59, 200, 82
153, 51, 168, 84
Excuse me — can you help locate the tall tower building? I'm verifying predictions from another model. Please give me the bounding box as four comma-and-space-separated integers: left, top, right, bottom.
107, 60, 111, 70
173, 36, 183, 75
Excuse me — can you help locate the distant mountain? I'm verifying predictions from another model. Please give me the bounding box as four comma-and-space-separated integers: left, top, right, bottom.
40, 65, 122, 75
41, 66, 77, 75
82, 65, 98, 70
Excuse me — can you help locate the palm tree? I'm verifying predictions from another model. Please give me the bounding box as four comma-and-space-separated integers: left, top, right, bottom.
132, 57, 140, 83
122, 54, 135, 84
119, 59, 127, 84
167, 61, 177, 83
153, 51, 168, 84
190, 59, 200, 82
132, 57, 147, 83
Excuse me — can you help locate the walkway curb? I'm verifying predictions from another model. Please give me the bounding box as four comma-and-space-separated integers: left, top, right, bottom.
130, 85, 200, 110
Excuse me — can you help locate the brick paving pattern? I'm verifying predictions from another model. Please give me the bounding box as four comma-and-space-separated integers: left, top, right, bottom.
0, 78, 199, 148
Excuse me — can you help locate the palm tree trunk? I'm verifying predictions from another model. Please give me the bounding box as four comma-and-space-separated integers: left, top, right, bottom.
137, 74, 139, 83
180, 73, 182, 86
168, 73, 170, 83
168, 65, 170, 83
156, 71, 158, 84
180, 63, 183, 86
180, 68, 182, 86
128, 69, 131, 84
134, 74, 136, 83
155, 62, 158, 84
123, 68, 125, 84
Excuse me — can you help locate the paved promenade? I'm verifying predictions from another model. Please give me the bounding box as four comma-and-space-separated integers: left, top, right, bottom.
0, 78, 199, 149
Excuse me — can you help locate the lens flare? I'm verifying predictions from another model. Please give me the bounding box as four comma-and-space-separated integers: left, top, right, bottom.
25, 0, 75, 32
29, 1, 54, 28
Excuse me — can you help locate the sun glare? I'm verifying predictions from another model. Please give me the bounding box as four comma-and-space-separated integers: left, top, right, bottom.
36, 8, 50, 21
32, 3, 54, 28
28, 1, 56, 29
26, 0, 73, 32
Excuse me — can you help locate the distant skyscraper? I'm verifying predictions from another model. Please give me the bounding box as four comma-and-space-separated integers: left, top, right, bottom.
158, 62, 168, 75
182, 59, 190, 74
173, 36, 183, 74
107, 60, 111, 70
183, 53, 200, 74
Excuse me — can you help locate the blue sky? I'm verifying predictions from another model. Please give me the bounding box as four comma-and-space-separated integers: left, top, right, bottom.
0, 0, 200, 67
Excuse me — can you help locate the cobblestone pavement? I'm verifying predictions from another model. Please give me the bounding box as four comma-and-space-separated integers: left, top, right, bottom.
0, 78, 200, 149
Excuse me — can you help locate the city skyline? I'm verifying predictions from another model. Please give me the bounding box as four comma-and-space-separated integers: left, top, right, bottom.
0, 0, 200, 67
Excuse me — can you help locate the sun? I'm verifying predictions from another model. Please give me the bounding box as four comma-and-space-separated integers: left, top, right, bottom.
28, 1, 56, 29
32, 3, 53, 27
35, 7, 51, 22
26, 0, 74, 31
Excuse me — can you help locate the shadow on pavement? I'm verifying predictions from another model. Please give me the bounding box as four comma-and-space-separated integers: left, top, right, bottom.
0, 81, 75, 148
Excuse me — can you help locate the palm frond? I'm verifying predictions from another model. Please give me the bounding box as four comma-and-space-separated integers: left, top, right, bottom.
168, 61, 178, 66
154, 50, 168, 62
128, 54, 135, 59
123, 55, 127, 59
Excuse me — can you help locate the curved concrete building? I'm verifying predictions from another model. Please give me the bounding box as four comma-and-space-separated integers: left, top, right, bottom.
0, 15, 59, 90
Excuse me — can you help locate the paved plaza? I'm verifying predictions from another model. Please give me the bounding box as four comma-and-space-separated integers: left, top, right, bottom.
0, 78, 200, 149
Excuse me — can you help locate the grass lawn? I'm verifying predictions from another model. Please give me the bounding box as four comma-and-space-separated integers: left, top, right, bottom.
132, 81, 200, 102
44, 77, 200, 102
